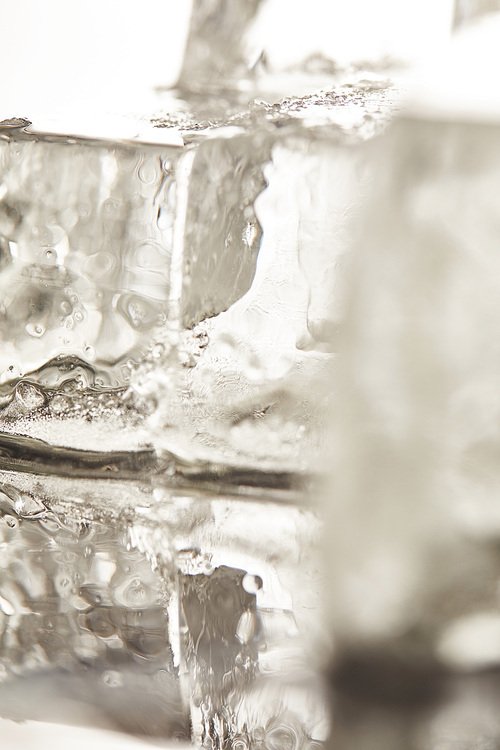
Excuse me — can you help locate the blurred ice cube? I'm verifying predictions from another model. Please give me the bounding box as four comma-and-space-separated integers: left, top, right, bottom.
325, 12, 500, 749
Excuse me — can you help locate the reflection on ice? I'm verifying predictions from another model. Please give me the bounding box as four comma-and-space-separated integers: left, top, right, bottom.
0, 471, 327, 746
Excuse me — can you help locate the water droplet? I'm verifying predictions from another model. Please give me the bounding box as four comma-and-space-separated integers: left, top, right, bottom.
4, 515, 18, 529
25, 322, 45, 338
59, 299, 72, 316
138, 158, 158, 185
121, 295, 158, 329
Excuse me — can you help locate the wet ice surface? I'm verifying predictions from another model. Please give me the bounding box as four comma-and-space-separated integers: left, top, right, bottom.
0, 471, 326, 747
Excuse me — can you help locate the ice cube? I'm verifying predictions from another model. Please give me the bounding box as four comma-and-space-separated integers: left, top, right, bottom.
135, 112, 383, 472
0, 121, 270, 384
325, 13, 500, 749
327, 5, 500, 652
0, 72, 400, 462
0, 125, 180, 382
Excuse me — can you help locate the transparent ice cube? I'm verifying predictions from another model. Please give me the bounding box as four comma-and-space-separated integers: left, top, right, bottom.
0, 72, 400, 467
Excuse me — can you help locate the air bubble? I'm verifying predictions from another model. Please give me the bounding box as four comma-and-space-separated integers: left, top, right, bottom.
74, 310, 84, 322
44, 248, 56, 263
84, 345, 95, 360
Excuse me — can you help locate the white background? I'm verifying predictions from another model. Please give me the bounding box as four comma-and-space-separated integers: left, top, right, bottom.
0, 0, 454, 123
